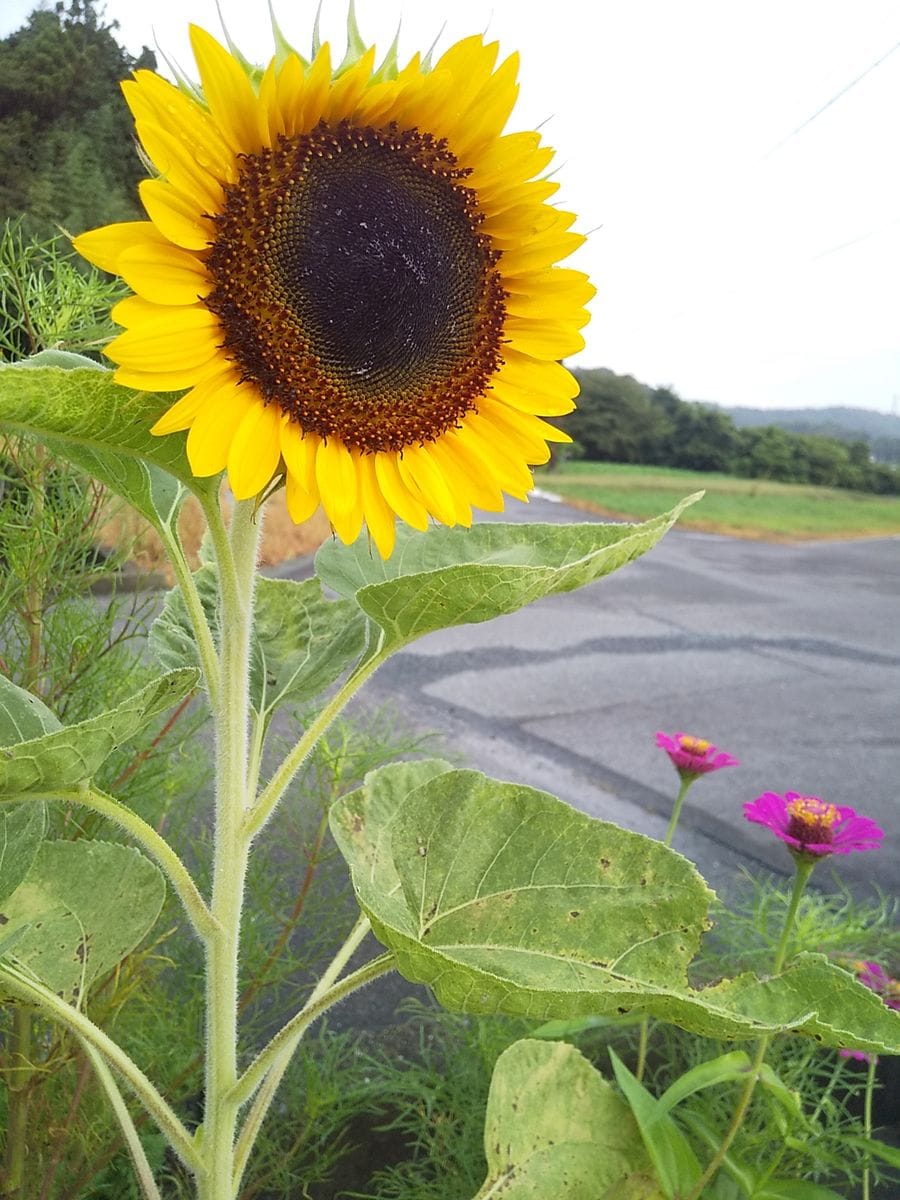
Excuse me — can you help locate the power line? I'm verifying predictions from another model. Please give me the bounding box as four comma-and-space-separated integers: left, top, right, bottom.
764, 35, 900, 158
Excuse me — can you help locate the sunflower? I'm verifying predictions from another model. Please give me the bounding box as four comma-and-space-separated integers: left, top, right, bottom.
74, 16, 593, 557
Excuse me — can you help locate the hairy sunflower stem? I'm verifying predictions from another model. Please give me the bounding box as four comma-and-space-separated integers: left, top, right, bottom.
231, 915, 374, 1191
685, 856, 817, 1200
18, 788, 217, 940
245, 647, 387, 841
201, 497, 262, 1200
79, 1038, 163, 1200
0, 961, 200, 1170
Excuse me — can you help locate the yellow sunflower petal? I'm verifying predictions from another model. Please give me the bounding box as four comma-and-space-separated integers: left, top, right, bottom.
285, 474, 320, 524
106, 307, 219, 371
114, 360, 223, 392
498, 350, 581, 400
189, 25, 261, 155
139, 179, 214, 251
316, 437, 363, 543
448, 52, 520, 159
358, 453, 397, 558
72, 221, 162, 274
186, 380, 255, 476
428, 435, 504, 512
323, 46, 376, 122
501, 232, 587, 274
149, 389, 208, 436
279, 418, 319, 494
490, 377, 576, 418
398, 444, 463, 527
454, 419, 534, 500
504, 316, 586, 359
135, 119, 224, 212
469, 132, 554, 191
150, 363, 236, 434
123, 71, 235, 181
118, 239, 211, 306
227, 400, 283, 499
374, 453, 430, 531
504, 269, 596, 318
479, 396, 573, 448
291, 43, 333, 132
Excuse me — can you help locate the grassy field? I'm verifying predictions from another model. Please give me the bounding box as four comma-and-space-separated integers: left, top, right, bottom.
538, 461, 900, 539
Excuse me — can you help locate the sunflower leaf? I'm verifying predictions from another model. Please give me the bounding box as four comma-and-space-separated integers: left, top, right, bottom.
330, 765, 900, 1053
0, 840, 165, 1001
0, 676, 62, 745
0, 669, 198, 795
473, 1039, 659, 1200
150, 569, 366, 715
0, 356, 217, 529
315, 497, 700, 655
0, 804, 46, 908
251, 576, 368, 717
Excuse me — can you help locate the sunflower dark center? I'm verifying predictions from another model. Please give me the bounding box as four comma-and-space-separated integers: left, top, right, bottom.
204, 121, 506, 453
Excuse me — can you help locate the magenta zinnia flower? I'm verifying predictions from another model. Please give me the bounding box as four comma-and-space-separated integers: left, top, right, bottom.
743, 792, 884, 858
656, 731, 739, 780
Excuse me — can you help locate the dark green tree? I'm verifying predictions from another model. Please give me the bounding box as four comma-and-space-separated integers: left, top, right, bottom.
0, 1, 155, 235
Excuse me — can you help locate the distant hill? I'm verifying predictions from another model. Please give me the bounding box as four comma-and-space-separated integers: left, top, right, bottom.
709, 405, 900, 465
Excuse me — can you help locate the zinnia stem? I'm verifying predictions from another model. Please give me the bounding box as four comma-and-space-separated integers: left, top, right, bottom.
772, 856, 815, 975
685, 856, 817, 1200
664, 776, 692, 847
862, 1054, 877, 1200
641, 775, 694, 1081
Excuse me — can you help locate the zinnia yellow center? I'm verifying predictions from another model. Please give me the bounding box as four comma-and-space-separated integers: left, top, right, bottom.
204, 119, 507, 453
679, 736, 711, 756
786, 796, 839, 844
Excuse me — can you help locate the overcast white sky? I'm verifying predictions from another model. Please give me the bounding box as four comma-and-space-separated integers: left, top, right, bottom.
4, 0, 900, 413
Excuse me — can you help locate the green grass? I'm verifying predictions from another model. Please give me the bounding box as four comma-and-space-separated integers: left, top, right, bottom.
539, 461, 900, 539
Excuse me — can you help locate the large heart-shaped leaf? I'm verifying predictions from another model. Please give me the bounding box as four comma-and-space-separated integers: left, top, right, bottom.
474, 1039, 659, 1199
0, 840, 165, 999
150, 569, 366, 713
0, 669, 198, 794
331, 765, 900, 1053
316, 497, 700, 654
0, 353, 216, 529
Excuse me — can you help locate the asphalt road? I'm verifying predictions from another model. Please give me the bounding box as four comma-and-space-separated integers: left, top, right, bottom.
353, 493, 900, 900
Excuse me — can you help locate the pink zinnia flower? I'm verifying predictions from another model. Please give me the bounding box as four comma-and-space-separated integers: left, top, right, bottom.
743, 792, 884, 858
656, 731, 739, 781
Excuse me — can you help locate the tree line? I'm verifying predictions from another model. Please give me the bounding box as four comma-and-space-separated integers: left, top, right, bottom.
0, 1, 154, 238
561, 368, 900, 496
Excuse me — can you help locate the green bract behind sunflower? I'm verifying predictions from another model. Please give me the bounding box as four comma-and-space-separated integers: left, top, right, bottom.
74, 13, 594, 558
